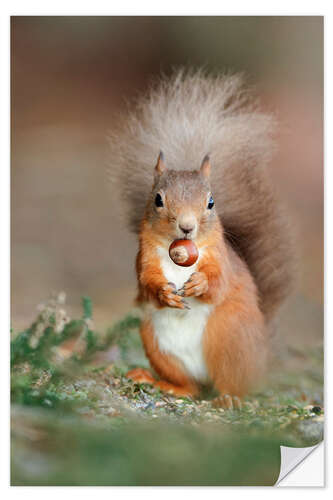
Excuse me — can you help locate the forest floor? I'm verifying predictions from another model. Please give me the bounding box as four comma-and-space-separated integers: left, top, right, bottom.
10, 295, 323, 486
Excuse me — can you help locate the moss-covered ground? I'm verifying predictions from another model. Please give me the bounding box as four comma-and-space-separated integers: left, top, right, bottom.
11, 295, 323, 486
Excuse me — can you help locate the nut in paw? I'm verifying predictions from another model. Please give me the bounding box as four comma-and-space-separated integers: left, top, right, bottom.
169, 239, 199, 267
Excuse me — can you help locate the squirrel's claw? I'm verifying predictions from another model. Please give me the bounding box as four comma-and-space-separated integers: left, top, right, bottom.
212, 394, 242, 410
158, 283, 190, 309
180, 272, 208, 298
182, 300, 191, 310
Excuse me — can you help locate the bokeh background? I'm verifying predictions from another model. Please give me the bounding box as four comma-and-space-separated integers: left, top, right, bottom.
11, 16, 323, 350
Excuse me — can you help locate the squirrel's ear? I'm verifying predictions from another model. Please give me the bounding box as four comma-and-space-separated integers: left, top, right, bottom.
200, 154, 211, 178
155, 151, 167, 177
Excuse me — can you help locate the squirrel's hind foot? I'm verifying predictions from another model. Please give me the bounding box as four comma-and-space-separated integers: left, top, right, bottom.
212, 394, 242, 410
126, 368, 196, 397
126, 368, 155, 384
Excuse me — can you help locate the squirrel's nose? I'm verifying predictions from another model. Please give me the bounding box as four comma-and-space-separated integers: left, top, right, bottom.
179, 225, 194, 235
178, 213, 197, 238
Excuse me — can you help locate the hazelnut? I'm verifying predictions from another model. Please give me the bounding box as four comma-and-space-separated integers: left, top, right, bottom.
169, 239, 199, 267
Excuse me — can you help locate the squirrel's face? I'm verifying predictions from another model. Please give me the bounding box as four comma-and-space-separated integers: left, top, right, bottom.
148, 153, 219, 243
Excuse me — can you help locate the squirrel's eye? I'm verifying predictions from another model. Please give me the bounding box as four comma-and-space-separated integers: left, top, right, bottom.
207, 196, 214, 210
155, 193, 164, 207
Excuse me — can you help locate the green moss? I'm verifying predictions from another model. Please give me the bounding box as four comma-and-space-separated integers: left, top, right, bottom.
10, 296, 324, 485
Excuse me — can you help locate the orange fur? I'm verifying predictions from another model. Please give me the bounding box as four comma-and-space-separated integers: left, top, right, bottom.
109, 71, 294, 399
182, 238, 230, 304
127, 368, 197, 397
109, 69, 295, 320
203, 249, 267, 397
126, 367, 194, 395
127, 321, 199, 397
133, 219, 267, 397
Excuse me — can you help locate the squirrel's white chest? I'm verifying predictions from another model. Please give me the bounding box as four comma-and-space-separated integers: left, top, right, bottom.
156, 246, 196, 289
149, 246, 212, 383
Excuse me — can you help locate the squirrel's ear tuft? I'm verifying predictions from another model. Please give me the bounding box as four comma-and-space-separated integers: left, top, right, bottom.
155, 151, 167, 176
200, 154, 211, 178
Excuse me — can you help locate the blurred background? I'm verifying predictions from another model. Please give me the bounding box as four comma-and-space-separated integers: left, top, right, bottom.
11, 16, 323, 350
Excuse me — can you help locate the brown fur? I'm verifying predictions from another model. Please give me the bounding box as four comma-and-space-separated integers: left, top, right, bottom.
109, 69, 294, 396
203, 248, 267, 396
108, 68, 295, 319
131, 203, 267, 396
133, 321, 199, 396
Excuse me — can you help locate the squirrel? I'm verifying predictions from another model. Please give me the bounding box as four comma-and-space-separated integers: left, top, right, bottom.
108, 69, 294, 404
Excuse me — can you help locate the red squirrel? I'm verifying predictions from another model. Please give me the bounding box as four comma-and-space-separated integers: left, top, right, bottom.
109, 69, 294, 405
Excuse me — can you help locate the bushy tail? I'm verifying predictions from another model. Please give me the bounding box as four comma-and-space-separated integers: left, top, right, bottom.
108, 68, 295, 320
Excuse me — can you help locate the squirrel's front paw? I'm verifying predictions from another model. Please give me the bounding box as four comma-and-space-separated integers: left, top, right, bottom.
179, 272, 208, 298
158, 282, 190, 309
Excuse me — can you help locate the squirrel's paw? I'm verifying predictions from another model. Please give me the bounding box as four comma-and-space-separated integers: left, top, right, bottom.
126, 368, 155, 384
212, 394, 242, 410
158, 282, 190, 309
179, 272, 208, 298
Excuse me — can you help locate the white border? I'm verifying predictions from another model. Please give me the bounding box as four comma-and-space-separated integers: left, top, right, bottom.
2, 1, 330, 497
278, 443, 324, 486
0, 0, 329, 15
0, 3, 11, 495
